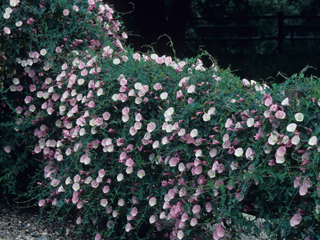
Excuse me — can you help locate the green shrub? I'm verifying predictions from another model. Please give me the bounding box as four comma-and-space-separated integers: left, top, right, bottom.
1, 1, 320, 240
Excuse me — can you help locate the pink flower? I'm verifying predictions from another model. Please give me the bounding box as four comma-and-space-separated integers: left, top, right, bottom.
130, 207, 138, 217
176, 90, 184, 99
95, 233, 101, 240
76, 217, 82, 225
133, 53, 140, 61
242, 78, 250, 86
245, 147, 255, 160
169, 157, 179, 167
299, 178, 312, 196
4, 145, 11, 153
276, 146, 286, 157
149, 215, 156, 224
262, 94, 273, 106
103, 112, 111, 120
147, 122, 156, 132
91, 180, 99, 188
275, 110, 286, 119
106, 220, 114, 229
103, 185, 110, 193
187, 85, 196, 93
215, 224, 225, 238
81, 69, 88, 76
190, 218, 198, 226
55, 47, 62, 53
192, 204, 201, 214
290, 213, 302, 227
206, 202, 212, 212
87, 100, 95, 108
4, 27, 11, 35
38, 199, 46, 207
100, 198, 108, 207
125, 223, 133, 232
63, 9, 69, 16
225, 118, 235, 128
153, 83, 162, 90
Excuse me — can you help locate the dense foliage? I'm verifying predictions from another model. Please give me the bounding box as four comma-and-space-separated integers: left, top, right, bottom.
1, 1, 320, 239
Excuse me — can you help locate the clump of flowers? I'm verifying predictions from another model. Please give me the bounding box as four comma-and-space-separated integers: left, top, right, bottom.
1, 0, 320, 240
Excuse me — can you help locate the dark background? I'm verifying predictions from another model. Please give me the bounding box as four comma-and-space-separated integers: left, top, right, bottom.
106, 0, 320, 84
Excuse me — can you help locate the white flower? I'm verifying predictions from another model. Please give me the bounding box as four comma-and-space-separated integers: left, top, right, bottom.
291, 135, 300, 145
3, 12, 10, 19
286, 123, 297, 132
178, 163, 185, 172
117, 173, 124, 181
149, 197, 157, 206
268, 134, 278, 145
234, 148, 243, 157
247, 118, 254, 127
177, 230, 184, 240
113, 58, 121, 65
207, 169, 215, 178
160, 92, 168, 99
281, 97, 290, 106
5, 8, 13, 14
190, 129, 198, 138
40, 49, 47, 56
187, 85, 196, 93
295, 113, 304, 122
150, 54, 158, 60
276, 155, 285, 164
203, 113, 210, 122
308, 136, 317, 146
137, 169, 146, 178
111, 94, 118, 101
134, 83, 142, 90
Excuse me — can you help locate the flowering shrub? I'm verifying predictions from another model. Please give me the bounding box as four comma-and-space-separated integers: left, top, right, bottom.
1, 1, 320, 240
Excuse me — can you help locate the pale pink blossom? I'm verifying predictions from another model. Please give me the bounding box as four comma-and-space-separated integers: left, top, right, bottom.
147, 122, 156, 132
137, 170, 145, 178
245, 147, 255, 160
281, 97, 290, 106
268, 134, 278, 145
177, 230, 184, 239
153, 83, 162, 90
275, 110, 286, 119
125, 223, 133, 232
4, 145, 11, 153
63, 9, 69, 16
242, 78, 250, 86
4, 27, 11, 35
290, 213, 302, 227
187, 85, 196, 93
38, 199, 46, 207
100, 198, 108, 207
149, 215, 156, 224
192, 204, 200, 214
133, 53, 140, 61
91, 180, 99, 188
276, 146, 286, 157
